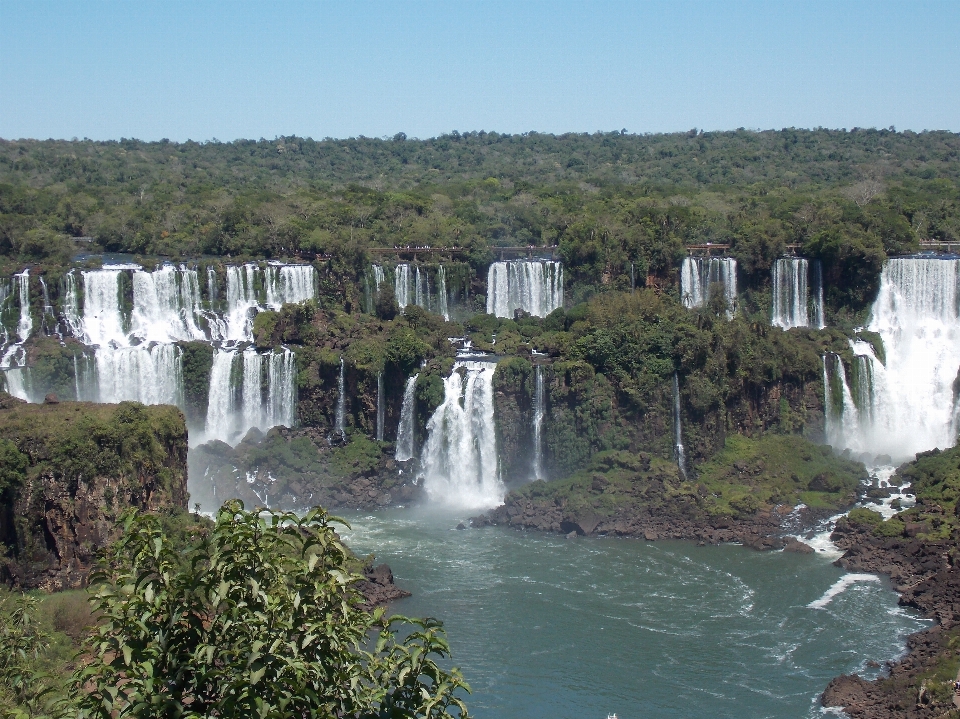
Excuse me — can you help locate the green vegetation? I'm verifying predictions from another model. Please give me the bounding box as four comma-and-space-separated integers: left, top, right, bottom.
0, 398, 185, 501
0, 504, 470, 719
1, 130, 958, 323
694, 435, 865, 513
508, 434, 864, 521
848, 444, 960, 541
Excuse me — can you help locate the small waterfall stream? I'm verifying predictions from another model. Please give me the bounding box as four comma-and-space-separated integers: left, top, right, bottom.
673, 373, 688, 480
486, 260, 564, 318
395, 374, 418, 461
532, 364, 546, 480
335, 357, 346, 440
419, 360, 504, 508
772, 258, 809, 329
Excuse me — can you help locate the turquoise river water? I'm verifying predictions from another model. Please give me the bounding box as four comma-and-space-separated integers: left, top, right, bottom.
340, 507, 928, 719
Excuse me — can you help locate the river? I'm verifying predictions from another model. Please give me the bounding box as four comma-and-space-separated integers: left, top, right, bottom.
341, 507, 927, 719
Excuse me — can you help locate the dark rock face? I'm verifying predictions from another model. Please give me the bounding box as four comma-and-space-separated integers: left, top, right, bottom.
356, 563, 411, 607
0, 396, 188, 591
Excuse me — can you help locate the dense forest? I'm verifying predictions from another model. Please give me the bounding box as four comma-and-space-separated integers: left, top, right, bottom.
2, 128, 959, 319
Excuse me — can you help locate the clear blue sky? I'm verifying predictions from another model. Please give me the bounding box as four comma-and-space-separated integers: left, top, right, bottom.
1, 0, 958, 141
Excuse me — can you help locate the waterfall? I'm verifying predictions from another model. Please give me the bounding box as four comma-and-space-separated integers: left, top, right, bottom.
437, 266, 449, 320
630, 263, 635, 292
825, 257, 960, 460
532, 364, 546, 480
486, 260, 564, 318
673, 373, 688, 480
206, 266, 219, 306
95, 344, 183, 406
225, 264, 260, 342
771, 258, 810, 329
14, 270, 31, 343
62, 272, 83, 338
395, 374, 418, 461
204, 350, 237, 443
414, 265, 425, 309
335, 357, 346, 440
376, 371, 385, 442
39, 276, 56, 335
264, 264, 316, 309
395, 264, 411, 310
202, 347, 296, 445
81, 268, 127, 346
28, 262, 306, 446
419, 360, 504, 508
3, 367, 30, 402
267, 349, 296, 432
131, 265, 205, 343
811, 260, 826, 329
681, 257, 737, 318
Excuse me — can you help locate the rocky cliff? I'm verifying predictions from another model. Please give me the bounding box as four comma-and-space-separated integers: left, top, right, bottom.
0, 394, 188, 591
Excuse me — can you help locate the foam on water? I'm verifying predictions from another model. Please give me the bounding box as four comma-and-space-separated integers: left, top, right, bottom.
807, 574, 881, 609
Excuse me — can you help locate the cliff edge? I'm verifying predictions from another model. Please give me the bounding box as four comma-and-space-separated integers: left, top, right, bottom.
0, 393, 188, 591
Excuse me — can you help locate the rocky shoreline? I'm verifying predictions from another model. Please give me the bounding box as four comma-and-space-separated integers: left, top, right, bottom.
470, 494, 835, 551
821, 518, 960, 718
471, 469, 960, 718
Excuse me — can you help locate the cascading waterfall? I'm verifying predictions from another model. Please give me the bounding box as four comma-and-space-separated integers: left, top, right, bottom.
680, 257, 737, 317
1, 271, 31, 371
771, 258, 809, 329
366, 265, 386, 313
825, 257, 960, 460
437, 265, 449, 321
202, 348, 296, 445
414, 266, 425, 309
532, 364, 546, 480
395, 264, 411, 310
335, 357, 346, 440
673, 373, 688, 480
224, 264, 261, 342
486, 260, 564, 318
12, 262, 310, 446
96, 343, 183, 406
14, 270, 31, 343
395, 374, 418, 461
811, 260, 826, 329
376, 371, 384, 442
419, 360, 504, 508
264, 264, 316, 309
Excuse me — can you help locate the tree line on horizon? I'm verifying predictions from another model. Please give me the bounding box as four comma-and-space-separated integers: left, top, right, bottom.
0, 127, 958, 317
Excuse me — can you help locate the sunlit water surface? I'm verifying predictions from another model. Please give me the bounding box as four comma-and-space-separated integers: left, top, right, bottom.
340, 507, 928, 719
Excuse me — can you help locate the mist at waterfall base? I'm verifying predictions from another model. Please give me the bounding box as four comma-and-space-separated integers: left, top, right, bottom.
342, 509, 926, 719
